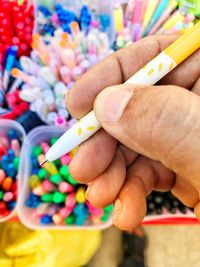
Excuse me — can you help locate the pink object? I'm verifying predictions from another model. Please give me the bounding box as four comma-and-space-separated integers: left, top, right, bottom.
41, 142, 50, 154
11, 139, 21, 156
51, 14, 59, 24
185, 13, 195, 23
0, 169, 6, 185
132, 0, 145, 41
60, 154, 71, 166
65, 192, 76, 208
59, 181, 74, 193
3, 192, 14, 202
86, 201, 104, 217
132, 0, 144, 23
55, 116, 67, 127
149, 5, 176, 35
42, 179, 55, 192
59, 206, 73, 218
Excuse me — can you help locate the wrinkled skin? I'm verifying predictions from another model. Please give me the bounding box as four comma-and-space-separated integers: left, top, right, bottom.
66, 35, 200, 231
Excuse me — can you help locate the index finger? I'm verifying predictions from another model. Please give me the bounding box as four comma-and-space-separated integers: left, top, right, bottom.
66, 35, 177, 119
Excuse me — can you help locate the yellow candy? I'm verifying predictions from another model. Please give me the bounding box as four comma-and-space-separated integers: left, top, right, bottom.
38, 154, 58, 175
29, 175, 41, 189
75, 187, 86, 203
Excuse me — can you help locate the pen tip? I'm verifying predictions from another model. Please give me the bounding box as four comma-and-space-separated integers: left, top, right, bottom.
40, 159, 48, 166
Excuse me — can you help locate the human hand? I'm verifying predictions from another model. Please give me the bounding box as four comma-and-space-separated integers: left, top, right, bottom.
66, 35, 200, 231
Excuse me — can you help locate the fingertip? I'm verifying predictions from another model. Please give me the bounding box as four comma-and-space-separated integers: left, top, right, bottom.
85, 148, 126, 208
112, 177, 147, 232
68, 130, 117, 183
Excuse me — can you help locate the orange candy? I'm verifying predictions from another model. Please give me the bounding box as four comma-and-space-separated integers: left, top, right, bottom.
2, 177, 13, 191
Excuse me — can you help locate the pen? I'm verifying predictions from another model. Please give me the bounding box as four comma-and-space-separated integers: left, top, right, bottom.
149, 0, 178, 35
142, 0, 159, 33
42, 21, 200, 165
156, 7, 186, 34
143, 0, 169, 36
3, 46, 18, 91
132, 0, 145, 41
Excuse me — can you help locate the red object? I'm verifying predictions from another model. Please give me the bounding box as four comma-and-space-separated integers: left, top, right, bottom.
0, 0, 34, 58
0, 201, 6, 212
12, 181, 17, 192
0, 112, 16, 120
19, 101, 30, 112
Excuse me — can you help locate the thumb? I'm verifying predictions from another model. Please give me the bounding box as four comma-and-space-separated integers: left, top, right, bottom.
94, 84, 200, 187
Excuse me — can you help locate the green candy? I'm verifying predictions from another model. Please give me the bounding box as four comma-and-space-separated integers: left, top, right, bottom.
65, 214, 75, 225
52, 192, 66, 204
0, 191, 3, 200
100, 213, 110, 222
53, 159, 61, 168
50, 174, 63, 185
50, 137, 59, 146
38, 168, 48, 180
59, 166, 69, 178
14, 157, 20, 170
59, 166, 78, 185
33, 146, 42, 157
104, 204, 114, 213
67, 173, 78, 185
41, 193, 53, 202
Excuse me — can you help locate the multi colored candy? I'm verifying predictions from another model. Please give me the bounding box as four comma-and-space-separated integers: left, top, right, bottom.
25, 137, 113, 227
0, 129, 21, 220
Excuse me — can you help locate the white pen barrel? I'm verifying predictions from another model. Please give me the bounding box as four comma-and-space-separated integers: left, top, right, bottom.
46, 111, 101, 161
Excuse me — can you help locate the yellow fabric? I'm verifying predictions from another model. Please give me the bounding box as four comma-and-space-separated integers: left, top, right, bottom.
0, 221, 101, 267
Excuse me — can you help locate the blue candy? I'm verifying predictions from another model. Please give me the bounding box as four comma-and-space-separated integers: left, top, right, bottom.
6, 163, 17, 178
1, 155, 9, 170
7, 149, 15, 162
8, 130, 18, 140
7, 201, 16, 210
31, 155, 39, 169
40, 215, 53, 224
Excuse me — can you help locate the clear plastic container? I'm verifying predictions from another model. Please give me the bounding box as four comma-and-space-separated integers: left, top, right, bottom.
0, 119, 26, 223
18, 125, 112, 230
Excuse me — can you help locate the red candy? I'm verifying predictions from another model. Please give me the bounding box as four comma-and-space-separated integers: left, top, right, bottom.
0, 0, 34, 57
0, 201, 6, 212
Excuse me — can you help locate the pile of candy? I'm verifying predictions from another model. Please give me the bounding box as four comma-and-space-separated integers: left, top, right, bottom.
0, 129, 21, 220
147, 191, 192, 215
25, 137, 113, 226
0, 0, 34, 57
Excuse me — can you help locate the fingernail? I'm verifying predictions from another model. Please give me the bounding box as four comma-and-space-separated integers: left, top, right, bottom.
112, 199, 122, 222
85, 184, 93, 199
95, 86, 133, 122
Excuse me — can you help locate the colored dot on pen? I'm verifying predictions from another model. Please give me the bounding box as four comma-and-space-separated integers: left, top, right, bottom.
158, 63, 163, 72
86, 126, 95, 131
147, 68, 154, 76
77, 127, 82, 136
169, 62, 174, 71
